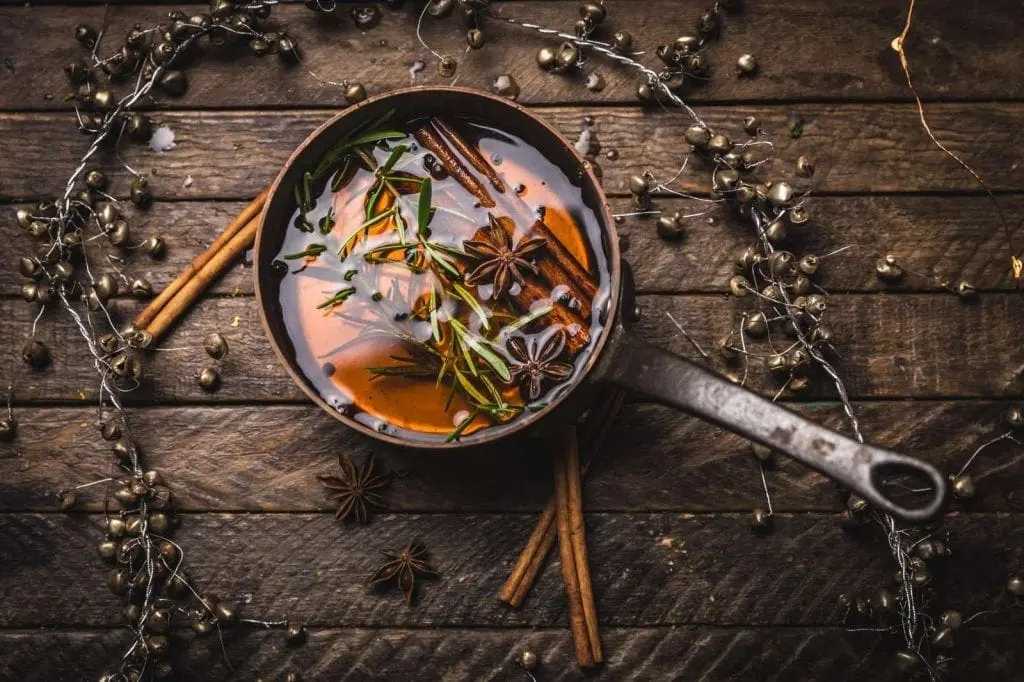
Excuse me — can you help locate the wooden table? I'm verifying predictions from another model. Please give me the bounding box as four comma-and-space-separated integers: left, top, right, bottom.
2, 1, 1023, 679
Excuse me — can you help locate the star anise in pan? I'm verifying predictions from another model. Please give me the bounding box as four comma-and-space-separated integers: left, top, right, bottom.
317, 453, 391, 523
369, 541, 438, 605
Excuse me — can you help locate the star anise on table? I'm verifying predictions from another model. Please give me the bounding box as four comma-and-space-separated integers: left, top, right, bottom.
463, 214, 547, 299
506, 325, 575, 400
317, 453, 391, 523
368, 541, 438, 605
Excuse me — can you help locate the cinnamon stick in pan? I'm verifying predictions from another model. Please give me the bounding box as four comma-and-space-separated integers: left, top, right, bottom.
413, 125, 495, 208
431, 117, 507, 193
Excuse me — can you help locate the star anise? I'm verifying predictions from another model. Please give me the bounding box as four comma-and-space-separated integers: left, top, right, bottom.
317, 453, 391, 523
463, 214, 546, 299
506, 326, 575, 400
368, 541, 438, 604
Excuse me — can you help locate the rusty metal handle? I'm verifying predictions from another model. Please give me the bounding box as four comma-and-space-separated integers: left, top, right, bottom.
600, 338, 948, 523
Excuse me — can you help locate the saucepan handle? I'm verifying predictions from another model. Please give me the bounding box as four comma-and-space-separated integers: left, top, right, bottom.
598, 337, 948, 523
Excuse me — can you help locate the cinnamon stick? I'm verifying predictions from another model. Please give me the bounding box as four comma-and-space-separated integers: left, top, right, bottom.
564, 427, 602, 663
133, 188, 269, 330
145, 215, 260, 343
413, 125, 495, 207
553, 431, 595, 668
498, 501, 556, 606
528, 217, 598, 305
498, 389, 625, 607
431, 117, 507, 193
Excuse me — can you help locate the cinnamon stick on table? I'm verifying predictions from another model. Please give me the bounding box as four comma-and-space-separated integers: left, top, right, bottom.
554, 426, 603, 666
132, 188, 269, 334
499, 389, 625, 608
145, 216, 261, 343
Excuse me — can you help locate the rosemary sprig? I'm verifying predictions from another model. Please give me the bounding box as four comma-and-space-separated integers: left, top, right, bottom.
451, 282, 490, 331
337, 208, 397, 257
449, 318, 511, 382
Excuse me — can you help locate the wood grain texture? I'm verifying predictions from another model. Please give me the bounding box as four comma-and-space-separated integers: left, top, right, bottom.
5, 194, 1021, 297
3, 293, 1021, 403
1, 0, 1023, 109
1, 626, 1021, 681
3, 102, 1024, 202
1, 512, 1022, 628
2, 401, 1021, 513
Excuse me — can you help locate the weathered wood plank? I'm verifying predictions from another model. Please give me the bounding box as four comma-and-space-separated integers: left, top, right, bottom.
3, 103, 1024, 201
5, 194, 1021, 297
2, 1, 1023, 109
2, 401, 1020, 513
1, 626, 1021, 682
2, 293, 1021, 403
1, 512, 1021, 628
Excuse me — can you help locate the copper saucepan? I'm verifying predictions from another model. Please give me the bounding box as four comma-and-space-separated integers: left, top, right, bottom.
254, 86, 947, 523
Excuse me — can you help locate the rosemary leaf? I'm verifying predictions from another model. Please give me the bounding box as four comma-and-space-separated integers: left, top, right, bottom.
425, 243, 461, 279
394, 207, 407, 246
417, 176, 432, 237
317, 287, 356, 310
337, 208, 397, 257
477, 372, 508, 409
498, 304, 553, 337
318, 207, 336, 235
450, 319, 510, 382
454, 332, 478, 377
428, 286, 441, 343
380, 144, 410, 176
365, 178, 386, 222
454, 366, 490, 405
452, 282, 490, 331
282, 243, 327, 260
302, 171, 314, 211
330, 156, 353, 192
446, 408, 479, 443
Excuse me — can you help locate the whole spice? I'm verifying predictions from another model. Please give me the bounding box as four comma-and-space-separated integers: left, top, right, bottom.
317, 453, 391, 523
368, 541, 438, 604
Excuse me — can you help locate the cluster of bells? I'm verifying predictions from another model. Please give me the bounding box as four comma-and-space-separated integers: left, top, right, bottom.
637, 0, 748, 101
838, 538, 1024, 673
67, 455, 306, 681
69, 0, 300, 135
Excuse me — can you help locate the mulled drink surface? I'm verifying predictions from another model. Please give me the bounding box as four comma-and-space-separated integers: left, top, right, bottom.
273, 112, 611, 443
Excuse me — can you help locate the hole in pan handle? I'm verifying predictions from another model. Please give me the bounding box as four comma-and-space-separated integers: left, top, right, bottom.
597, 338, 949, 523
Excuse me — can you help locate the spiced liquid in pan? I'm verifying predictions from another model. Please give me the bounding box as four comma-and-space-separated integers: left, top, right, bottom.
273, 113, 613, 443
